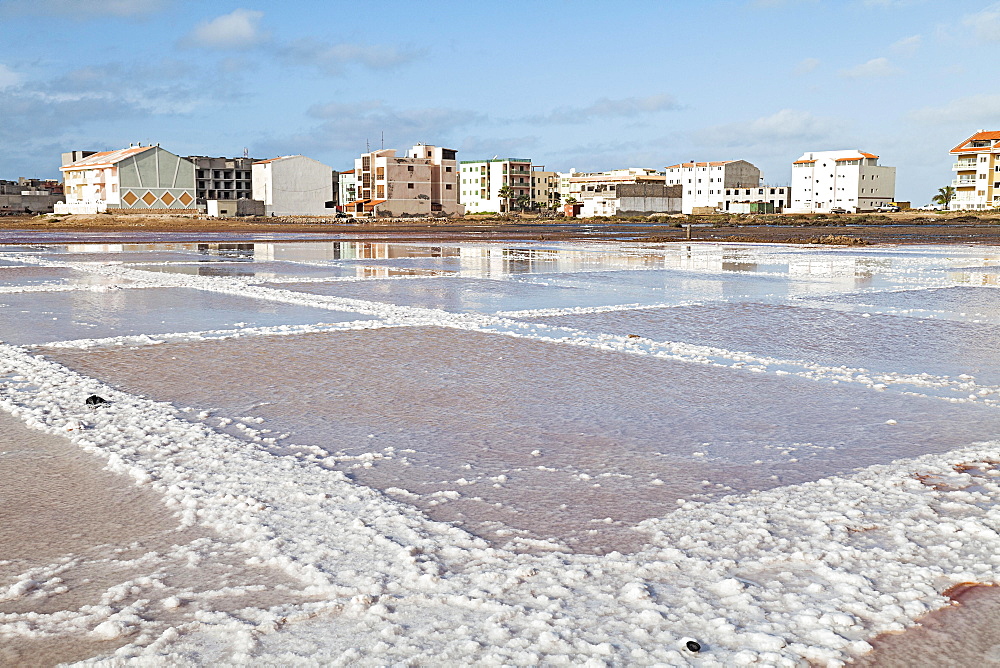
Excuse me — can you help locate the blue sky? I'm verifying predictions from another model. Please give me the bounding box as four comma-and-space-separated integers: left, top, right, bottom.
1, 0, 998, 202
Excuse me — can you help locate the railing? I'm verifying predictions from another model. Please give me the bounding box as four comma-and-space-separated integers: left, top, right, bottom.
952, 179, 977, 187
953, 162, 978, 170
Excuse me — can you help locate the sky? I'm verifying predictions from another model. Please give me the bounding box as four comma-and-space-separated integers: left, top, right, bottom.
0, 0, 998, 203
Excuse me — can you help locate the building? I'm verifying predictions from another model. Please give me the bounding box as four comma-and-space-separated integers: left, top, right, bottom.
0, 178, 65, 214
460, 158, 533, 213
349, 144, 462, 218
336, 169, 357, 210
562, 169, 674, 217
788, 150, 895, 213
531, 168, 559, 210
186, 156, 256, 203
55, 145, 196, 214
721, 185, 791, 213
252, 155, 335, 217
949, 131, 1000, 210
665, 161, 761, 214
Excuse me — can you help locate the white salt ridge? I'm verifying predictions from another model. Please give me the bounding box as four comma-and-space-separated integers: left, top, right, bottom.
39, 319, 405, 350
3, 340, 1000, 664
13, 250, 1000, 406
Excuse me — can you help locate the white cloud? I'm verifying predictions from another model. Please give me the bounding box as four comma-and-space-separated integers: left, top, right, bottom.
458, 135, 540, 159
890, 34, 921, 55
963, 2, 1000, 42
278, 39, 424, 75
793, 57, 820, 75
839, 57, 899, 78
259, 100, 486, 157
0, 0, 168, 16
0, 63, 21, 89
526, 95, 680, 125
698, 109, 847, 148
184, 9, 267, 50
909, 94, 1000, 126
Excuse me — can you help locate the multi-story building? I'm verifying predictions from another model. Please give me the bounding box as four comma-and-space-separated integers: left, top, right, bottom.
664, 160, 761, 214
349, 144, 462, 217
721, 185, 791, 213
0, 178, 65, 214
186, 156, 256, 203
531, 168, 559, 209
949, 131, 1000, 210
252, 155, 335, 217
55, 144, 196, 214
560, 169, 676, 218
788, 150, 895, 213
336, 169, 357, 210
459, 158, 533, 213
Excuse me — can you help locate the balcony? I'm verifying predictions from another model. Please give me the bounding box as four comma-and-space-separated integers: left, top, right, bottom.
953, 162, 978, 170
952, 179, 977, 187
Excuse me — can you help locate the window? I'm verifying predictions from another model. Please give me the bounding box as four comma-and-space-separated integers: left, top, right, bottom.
446, 184, 452, 190
446, 167, 452, 172
407, 183, 414, 189
407, 166, 414, 172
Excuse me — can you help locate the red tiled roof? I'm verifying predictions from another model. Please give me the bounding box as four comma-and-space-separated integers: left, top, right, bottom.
665, 161, 736, 169
253, 155, 303, 164
793, 159, 816, 164
60, 145, 155, 171
950, 131, 1000, 153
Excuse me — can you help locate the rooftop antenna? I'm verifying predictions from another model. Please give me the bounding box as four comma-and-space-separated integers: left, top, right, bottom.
366, 138, 370, 153
243, 147, 249, 159
381, 131, 384, 150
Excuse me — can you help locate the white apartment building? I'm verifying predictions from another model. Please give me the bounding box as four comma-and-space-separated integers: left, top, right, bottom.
350, 144, 462, 217
722, 185, 791, 213
789, 150, 895, 213
950, 131, 1000, 210
252, 155, 335, 217
56, 144, 196, 214
460, 158, 533, 213
664, 160, 761, 214
336, 169, 357, 209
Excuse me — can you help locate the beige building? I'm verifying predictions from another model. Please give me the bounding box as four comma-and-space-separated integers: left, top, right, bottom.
56, 145, 196, 214
950, 131, 1000, 210
349, 144, 463, 217
531, 168, 559, 209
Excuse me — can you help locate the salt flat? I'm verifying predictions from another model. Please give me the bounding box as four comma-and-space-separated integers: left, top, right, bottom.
2, 238, 999, 665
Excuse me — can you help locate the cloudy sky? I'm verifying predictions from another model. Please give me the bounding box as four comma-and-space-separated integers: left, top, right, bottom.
0, 0, 997, 202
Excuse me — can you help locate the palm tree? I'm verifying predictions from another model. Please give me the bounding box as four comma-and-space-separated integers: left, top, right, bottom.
515, 193, 531, 211
497, 185, 514, 213
932, 185, 955, 209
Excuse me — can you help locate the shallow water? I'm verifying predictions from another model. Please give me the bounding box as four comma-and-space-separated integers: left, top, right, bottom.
44, 326, 1000, 553
4, 238, 1000, 663
0, 287, 371, 345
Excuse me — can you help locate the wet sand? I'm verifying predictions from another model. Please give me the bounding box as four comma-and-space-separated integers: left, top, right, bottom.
2, 212, 1000, 245
856, 584, 1000, 666
0, 410, 317, 666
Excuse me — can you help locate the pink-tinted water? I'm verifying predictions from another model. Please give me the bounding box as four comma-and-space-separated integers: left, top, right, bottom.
44, 327, 1000, 554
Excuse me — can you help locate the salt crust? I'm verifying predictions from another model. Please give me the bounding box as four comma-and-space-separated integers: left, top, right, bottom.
1, 244, 999, 663
4, 337, 1000, 665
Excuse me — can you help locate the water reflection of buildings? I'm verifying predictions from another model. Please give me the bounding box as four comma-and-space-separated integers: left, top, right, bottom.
58, 241, 919, 290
